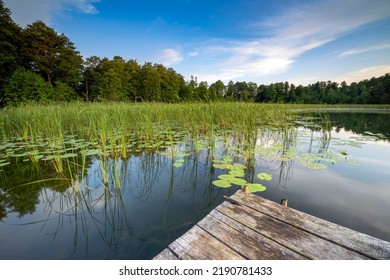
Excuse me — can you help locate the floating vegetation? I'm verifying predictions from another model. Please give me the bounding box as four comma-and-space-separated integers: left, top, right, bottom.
257, 173, 273, 181
173, 162, 184, 168
212, 180, 232, 188
244, 183, 267, 193
299, 161, 328, 170
0, 103, 365, 190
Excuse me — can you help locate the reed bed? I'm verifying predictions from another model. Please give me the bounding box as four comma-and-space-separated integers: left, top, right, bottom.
0, 102, 296, 142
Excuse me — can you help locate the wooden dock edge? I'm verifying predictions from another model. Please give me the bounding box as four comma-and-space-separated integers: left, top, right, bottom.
154, 190, 390, 260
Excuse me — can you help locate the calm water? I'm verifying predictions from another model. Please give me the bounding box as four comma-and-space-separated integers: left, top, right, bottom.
0, 111, 389, 259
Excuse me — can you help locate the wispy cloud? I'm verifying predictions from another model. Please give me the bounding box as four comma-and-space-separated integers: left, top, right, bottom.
339, 43, 390, 57
158, 48, 183, 66
4, 0, 100, 26
188, 51, 198, 57
193, 0, 390, 83
335, 65, 390, 84
144, 17, 166, 34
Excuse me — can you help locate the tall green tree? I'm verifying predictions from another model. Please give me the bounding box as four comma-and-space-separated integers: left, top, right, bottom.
21, 21, 82, 87
140, 62, 161, 101
97, 56, 130, 101
156, 64, 182, 102
195, 81, 210, 101
0, 0, 22, 93
126, 59, 141, 101
225, 81, 235, 100
180, 76, 197, 101
209, 80, 225, 99
81, 56, 101, 101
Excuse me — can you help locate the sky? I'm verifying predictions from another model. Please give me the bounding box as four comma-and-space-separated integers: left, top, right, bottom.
4, 0, 390, 85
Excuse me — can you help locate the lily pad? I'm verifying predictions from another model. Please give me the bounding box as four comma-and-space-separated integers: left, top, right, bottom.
212, 163, 231, 170
60, 153, 78, 159
218, 174, 235, 180
174, 152, 190, 157
228, 170, 245, 177
231, 163, 246, 170
218, 175, 247, 186
212, 179, 232, 188
257, 173, 273, 181
245, 183, 267, 193
173, 162, 183, 168
223, 156, 233, 163
301, 162, 327, 169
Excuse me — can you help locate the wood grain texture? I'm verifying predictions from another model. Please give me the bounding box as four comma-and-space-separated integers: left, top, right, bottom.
152, 248, 178, 260
154, 190, 390, 260
230, 191, 390, 259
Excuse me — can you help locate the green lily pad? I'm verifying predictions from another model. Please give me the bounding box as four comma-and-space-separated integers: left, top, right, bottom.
60, 153, 78, 159
217, 174, 247, 186
257, 173, 273, 181
213, 163, 231, 170
228, 170, 245, 177
231, 163, 246, 170
173, 162, 183, 168
223, 156, 232, 163
245, 183, 267, 193
218, 174, 235, 180
174, 152, 190, 157
212, 179, 232, 188
301, 162, 327, 169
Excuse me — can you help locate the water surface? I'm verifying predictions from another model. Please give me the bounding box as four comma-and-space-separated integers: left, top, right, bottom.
0, 111, 389, 259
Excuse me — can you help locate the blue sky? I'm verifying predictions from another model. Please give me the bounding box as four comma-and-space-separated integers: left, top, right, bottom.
4, 0, 390, 85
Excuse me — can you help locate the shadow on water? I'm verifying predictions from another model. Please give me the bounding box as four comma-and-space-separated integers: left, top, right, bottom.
1, 111, 390, 259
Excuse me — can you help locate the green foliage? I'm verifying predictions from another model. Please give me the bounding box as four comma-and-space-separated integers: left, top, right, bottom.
3, 68, 53, 105
140, 62, 161, 101
257, 173, 273, 181
245, 183, 267, 193
21, 20, 82, 86
0, 0, 22, 84
0, 1, 389, 106
97, 56, 129, 101
53, 81, 76, 101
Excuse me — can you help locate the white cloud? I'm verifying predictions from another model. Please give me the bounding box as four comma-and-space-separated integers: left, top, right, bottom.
339, 43, 390, 57
188, 51, 198, 57
193, 0, 390, 83
4, 0, 100, 26
158, 48, 183, 66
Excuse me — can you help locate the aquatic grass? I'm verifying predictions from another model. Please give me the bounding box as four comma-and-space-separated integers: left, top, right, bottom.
0, 102, 364, 190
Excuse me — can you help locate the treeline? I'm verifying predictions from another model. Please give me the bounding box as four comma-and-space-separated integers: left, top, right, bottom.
1, 1, 389, 106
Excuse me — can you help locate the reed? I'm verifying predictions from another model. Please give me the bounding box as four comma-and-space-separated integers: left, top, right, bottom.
0, 101, 313, 190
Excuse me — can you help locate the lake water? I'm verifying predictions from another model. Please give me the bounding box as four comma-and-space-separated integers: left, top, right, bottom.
0, 111, 389, 259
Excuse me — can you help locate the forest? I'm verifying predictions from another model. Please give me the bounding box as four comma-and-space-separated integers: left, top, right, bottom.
1, 0, 390, 107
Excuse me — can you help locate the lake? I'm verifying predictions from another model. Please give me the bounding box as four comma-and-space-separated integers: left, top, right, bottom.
0, 110, 389, 259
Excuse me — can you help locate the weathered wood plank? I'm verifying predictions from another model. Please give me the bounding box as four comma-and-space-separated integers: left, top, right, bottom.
153, 248, 179, 260
168, 224, 245, 260
217, 200, 369, 259
201, 210, 307, 259
229, 190, 390, 259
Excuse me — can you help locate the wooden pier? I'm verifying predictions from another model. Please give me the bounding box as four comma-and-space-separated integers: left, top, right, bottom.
154, 190, 390, 260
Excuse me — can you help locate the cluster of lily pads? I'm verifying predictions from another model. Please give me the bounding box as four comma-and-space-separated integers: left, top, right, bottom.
0, 115, 364, 198
210, 156, 272, 193
0, 129, 189, 172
